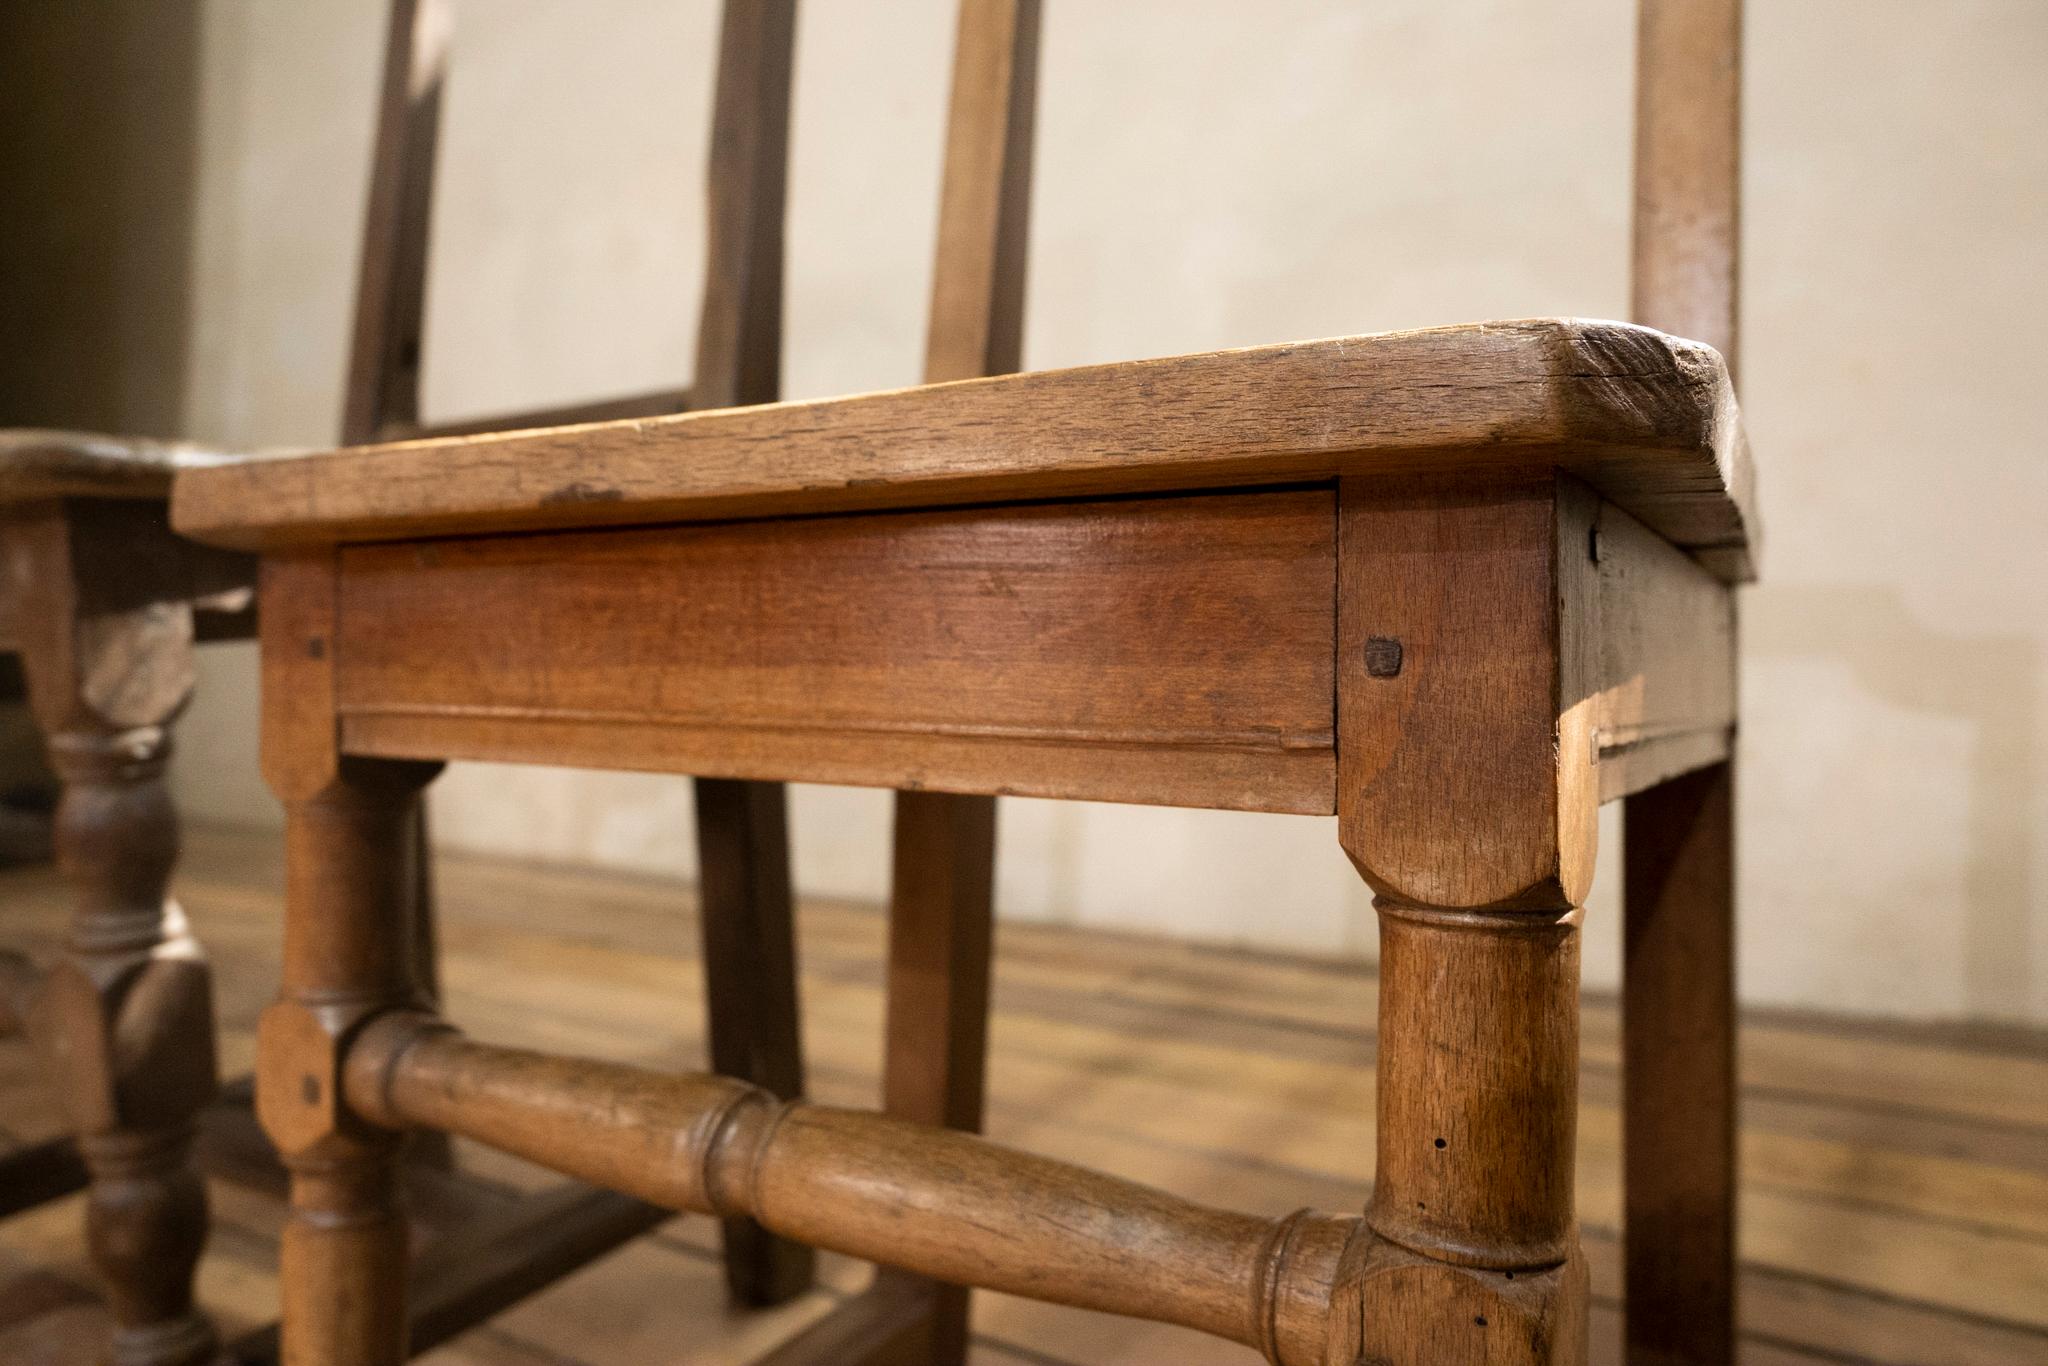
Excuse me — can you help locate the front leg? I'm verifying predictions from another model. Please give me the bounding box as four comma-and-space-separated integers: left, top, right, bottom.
5, 500, 219, 1366
1333, 477, 1601, 1363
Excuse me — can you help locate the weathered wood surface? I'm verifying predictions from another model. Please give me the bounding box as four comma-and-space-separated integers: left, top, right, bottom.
332, 488, 1339, 813
171, 319, 1757, 581
0, 431, 239, 504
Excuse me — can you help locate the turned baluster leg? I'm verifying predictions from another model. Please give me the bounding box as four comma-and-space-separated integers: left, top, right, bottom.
44, 729, 220, 1366
1357, 899, 1590, 1361
4, 503, 219, 1366
256, 551, 440, 1364
259, 760, 435, 1366
1336, 477, 1608, 1362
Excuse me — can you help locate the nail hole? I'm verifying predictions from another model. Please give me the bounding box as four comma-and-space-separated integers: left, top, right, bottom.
1416, 1201, 1426, 1210
1364, 635, 1404, 678
1434, 1136, 1447, 1149
300, 1075, 321, 1104
305, 636, 326, 660
1474, 1315, 1488, 1327
1504, 1271, 1515, 1280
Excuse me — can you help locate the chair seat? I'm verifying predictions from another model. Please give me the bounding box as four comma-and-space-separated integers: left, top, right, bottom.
171, 318, 1758, 582
0, 429, 239, 504
0, 432, 257, 652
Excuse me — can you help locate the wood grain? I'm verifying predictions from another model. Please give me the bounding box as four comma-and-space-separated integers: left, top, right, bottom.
332, 489, 1338, 813
1562, 480, 1735, 804
171, 319, 1757, 581
695, 774, 811, 1304
691, 0, 796, 414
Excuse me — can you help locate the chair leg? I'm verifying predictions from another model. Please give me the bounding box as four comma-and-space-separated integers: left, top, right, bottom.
1360, 897, 1590, 1364
5, 503, 220, 1366
260, 758, 438, 1366
1624, 761, 1737, 1365
693, 776, 813, 1305
39, 727, 219, 1366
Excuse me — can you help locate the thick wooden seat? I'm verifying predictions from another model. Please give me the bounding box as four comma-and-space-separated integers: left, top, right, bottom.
174, 317, 1757, 580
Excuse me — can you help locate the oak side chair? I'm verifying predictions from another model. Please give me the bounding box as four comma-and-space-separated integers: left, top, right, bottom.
0, 1, 821, 1362
171, 1, 1751, 1363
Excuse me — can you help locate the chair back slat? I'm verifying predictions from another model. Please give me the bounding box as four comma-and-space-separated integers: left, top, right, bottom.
1631, 0, 1742, 374
693, 0, 800, 411
346, 0, 799, 435
342, 0, 449, 444
925, 0, 1042, 384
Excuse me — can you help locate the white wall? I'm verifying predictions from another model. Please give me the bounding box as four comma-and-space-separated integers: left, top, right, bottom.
174, 0, 2048, 1025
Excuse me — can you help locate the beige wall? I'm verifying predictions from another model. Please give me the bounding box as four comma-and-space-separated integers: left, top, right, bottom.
172, 0, 2048, 1025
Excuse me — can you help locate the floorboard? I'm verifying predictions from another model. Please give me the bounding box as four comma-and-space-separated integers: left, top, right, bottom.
2, 825, 2044, 1364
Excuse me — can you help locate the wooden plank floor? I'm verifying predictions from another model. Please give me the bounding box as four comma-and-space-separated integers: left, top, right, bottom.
3, 824, 2046, 1364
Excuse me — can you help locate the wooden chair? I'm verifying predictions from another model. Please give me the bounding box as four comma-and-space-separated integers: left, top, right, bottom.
172, 0, 1749, 1362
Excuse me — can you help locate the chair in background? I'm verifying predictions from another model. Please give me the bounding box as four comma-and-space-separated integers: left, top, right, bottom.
0, 433, 249, 1366
0, 0, 823, 1360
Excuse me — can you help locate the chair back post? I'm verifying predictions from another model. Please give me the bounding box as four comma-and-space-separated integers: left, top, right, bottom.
343, 0, 450, 445
693, 0, 800, 411
925, 0, 1042, 384
1631, 0, 1741, 376
1626, 6, 1743, 1365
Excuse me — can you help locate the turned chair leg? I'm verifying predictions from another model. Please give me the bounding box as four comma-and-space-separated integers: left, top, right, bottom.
1358, 898, 1590, 1364
1624, 760, 1737, 1365
39, 729, 220, 1366
5, 504, 220, 1366
259, 758, 439, 1366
